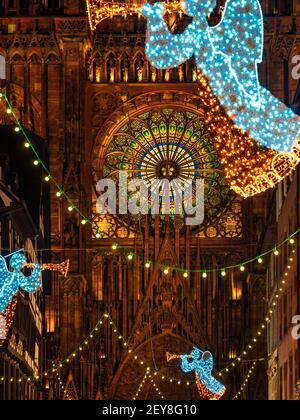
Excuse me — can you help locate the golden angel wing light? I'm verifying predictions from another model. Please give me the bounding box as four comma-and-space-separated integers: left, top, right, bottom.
86, 0, 185, 30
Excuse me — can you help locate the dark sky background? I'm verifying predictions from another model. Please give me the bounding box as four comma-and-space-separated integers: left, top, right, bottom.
0, 125, 47, 225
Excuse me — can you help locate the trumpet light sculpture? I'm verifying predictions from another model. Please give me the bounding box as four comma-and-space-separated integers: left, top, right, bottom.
167, 347, 226, 400
0, 251, 69, 314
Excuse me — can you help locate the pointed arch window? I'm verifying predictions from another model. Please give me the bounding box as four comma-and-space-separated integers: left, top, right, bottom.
6, 0, 28, 15
45, 0, 62, 11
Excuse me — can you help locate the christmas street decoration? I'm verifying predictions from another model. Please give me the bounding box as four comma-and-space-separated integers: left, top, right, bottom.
0, 251, 42, 314
167, 347, 226, 400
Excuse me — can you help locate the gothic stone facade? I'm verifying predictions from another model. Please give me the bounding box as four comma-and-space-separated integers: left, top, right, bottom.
1, 0, 299, 400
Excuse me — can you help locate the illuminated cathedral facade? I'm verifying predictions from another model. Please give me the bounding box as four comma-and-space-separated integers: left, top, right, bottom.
0, 0, 299, 400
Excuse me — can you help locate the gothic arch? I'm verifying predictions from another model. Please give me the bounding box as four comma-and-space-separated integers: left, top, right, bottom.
28, 52, 42, 63
46, 52, 61, 63
10, 52, 24, 63
6, 82, 43, 136
110, 332, 205, 400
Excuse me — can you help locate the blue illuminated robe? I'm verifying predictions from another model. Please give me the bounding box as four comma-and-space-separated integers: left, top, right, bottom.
0, 253, 42, 313
142, 0, 300, 153
181, 349, 225, 399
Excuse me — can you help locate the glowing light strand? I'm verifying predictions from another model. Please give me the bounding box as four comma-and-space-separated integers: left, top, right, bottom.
218, 247, 296, 376
133, 372, 165, 400
0, 300, 277, 392
232, 362, 257, 400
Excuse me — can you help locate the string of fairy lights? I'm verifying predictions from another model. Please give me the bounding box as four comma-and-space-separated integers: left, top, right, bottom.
64, 256, 293, 399
0, 238, 294, 395
1, 89, 299, 279
0, 88, 298, 396
218, 246, 296, 377
232, 362, 257, 400
133, 371, 165, 400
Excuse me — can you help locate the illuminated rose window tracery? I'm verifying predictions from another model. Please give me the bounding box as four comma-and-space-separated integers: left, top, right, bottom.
101, 107, 235, 229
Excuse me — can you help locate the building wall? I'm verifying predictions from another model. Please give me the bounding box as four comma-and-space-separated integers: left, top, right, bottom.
0, 0, 298, 400
0, 151, 45, 400
267, 169, 300, 400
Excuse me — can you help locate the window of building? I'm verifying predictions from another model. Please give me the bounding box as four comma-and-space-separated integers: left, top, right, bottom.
7, 24, 16, 34
280, 0, 292, 15
46, 0, 61, 10
92, 262, 103, 301
231, 273, 242, 301
7, 0, 17, 15
0, 55, 5, 80
6, 0, 31, 15
19, 0, 29, 15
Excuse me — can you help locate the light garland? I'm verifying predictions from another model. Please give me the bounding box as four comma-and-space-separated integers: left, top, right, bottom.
133, 371, 165, 400
132, 372, 148, 400
142, 0, 300, 157
0, 93, 92, 231
218, 247, 296, 377
0, 290, 284, 398
232, 362, 257, 400
57, 312, 164, 399
0, 251, 42, 314
0, 306, 258, 392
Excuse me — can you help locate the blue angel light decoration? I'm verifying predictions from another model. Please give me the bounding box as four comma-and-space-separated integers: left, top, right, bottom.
180, 348, 225, 400
167, 347, 225, 399
0, 252, 42, 314
142, 0, 300, 154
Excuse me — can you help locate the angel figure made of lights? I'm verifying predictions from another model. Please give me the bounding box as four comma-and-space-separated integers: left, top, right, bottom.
167, 347, 226, 400
0, 251, 42, 314
142, 0, 300, 154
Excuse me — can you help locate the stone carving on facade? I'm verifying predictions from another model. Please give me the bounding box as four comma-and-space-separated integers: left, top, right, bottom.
55, 19, 86, 34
